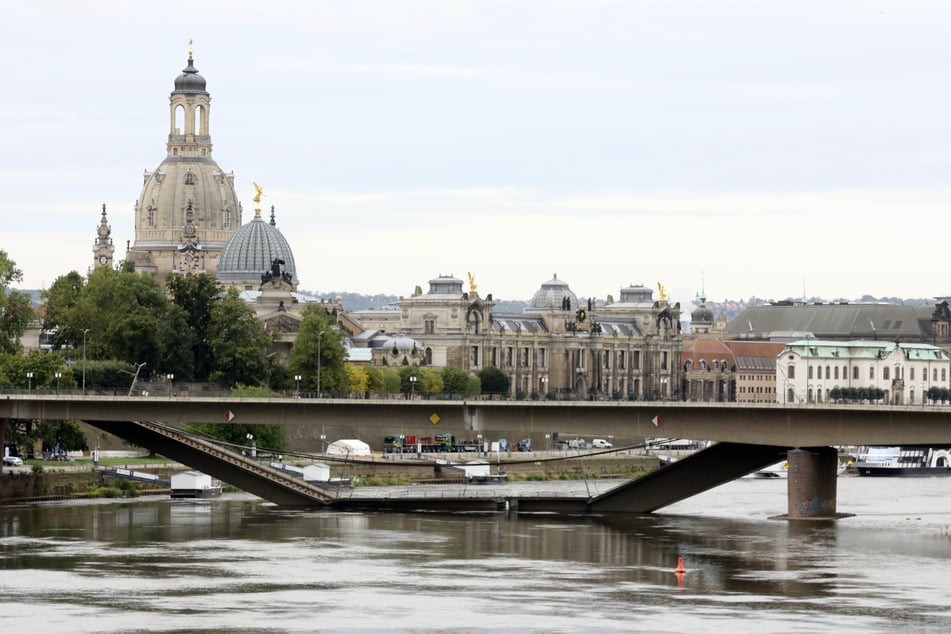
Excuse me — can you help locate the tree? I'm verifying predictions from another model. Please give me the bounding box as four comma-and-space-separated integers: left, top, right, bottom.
346, 364, 369, 394
440, 366, 469, 395
41, 270, 85, 351
0, 251, 33, 354
364, 366, 385, 394
382, 368, 402, 393
166, 273, 221, 380
208, 288, 271, 387
288, 305, 347, 394
477, 366, 510, 395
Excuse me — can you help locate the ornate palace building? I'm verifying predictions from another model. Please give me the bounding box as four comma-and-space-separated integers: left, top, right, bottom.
345, 274, 683, 400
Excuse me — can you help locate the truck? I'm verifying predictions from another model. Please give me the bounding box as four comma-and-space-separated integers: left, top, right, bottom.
383, 434, 481, 453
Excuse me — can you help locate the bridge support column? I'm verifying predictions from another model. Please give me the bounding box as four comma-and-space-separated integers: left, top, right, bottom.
786, 447, 845, 519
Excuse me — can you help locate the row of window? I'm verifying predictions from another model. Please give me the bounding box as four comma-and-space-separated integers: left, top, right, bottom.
792, 365, 948, 382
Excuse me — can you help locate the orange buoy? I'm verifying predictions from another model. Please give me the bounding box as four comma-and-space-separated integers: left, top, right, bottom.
674, 557, 686, 574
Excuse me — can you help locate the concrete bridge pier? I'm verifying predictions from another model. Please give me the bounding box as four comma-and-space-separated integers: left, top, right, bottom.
785, 447, 850, 520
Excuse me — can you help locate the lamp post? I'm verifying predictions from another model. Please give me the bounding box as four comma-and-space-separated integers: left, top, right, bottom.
54, 372, 62, 393
166, 373, 174, 399
409, 374, 417, 398
246, 433, 255, 459
541, 375, 548, 398
294, 374, 302, 398
26, 372, 33, 394
316, 330, 325, 398
82, 328, 89, 395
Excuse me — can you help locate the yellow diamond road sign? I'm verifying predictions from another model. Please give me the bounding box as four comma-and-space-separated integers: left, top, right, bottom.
430, 413, 441, 425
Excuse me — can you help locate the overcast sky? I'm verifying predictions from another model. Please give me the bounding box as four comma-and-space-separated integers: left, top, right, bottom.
4, 1, 950, 308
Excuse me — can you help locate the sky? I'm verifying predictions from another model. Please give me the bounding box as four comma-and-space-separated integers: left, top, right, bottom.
4, 1, 951, 309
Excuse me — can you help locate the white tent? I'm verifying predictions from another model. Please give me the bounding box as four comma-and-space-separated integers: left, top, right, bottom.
326, 439, 373, 458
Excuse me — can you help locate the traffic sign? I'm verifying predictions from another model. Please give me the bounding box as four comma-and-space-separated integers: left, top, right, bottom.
651, 415, 663, 427
225, 410, 236, 422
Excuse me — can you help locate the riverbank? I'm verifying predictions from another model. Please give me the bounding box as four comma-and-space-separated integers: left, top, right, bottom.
0, 450, 661, 503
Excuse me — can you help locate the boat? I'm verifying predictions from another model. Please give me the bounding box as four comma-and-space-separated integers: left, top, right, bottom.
749, 461, 789, 479
458, 460, 508, 484
854, 446, 951, 477
170, 471, 222, 498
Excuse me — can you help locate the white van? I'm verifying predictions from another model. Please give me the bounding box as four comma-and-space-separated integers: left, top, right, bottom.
591, 438, 613, 449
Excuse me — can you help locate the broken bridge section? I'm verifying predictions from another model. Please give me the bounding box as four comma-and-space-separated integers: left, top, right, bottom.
86, 420, 334, 507
588, 442, 791, 514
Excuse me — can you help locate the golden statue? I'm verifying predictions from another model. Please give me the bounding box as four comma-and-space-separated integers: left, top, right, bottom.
468, 272, 477, 294
253, 182, 263, 210
657, 282, 667, 302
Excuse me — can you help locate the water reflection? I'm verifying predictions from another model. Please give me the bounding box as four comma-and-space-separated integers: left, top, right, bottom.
1, 478, 950, 631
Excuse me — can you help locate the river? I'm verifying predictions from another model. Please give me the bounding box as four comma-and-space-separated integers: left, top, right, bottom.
1, 476, 950, 632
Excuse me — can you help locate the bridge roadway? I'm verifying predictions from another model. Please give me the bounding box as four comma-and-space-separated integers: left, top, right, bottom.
4, 394, 951, 447
5, 395, 951, 516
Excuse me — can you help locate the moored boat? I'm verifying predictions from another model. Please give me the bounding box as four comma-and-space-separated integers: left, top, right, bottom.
854, 446, 951, 477
170, 471, 223, 498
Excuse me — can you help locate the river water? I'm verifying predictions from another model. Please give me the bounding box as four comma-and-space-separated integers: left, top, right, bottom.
2, 476, 950, 633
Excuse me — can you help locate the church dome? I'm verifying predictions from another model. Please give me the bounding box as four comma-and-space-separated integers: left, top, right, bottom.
691, 294, 714, 324
218, 209, 297, 283
529, 274, 578, 311
174, 56, 207, 94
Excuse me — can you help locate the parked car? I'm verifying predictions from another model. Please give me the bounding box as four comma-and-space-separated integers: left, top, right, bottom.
3, 456, 24, 467
591, 438, 613, 449
567, 439, 587, 450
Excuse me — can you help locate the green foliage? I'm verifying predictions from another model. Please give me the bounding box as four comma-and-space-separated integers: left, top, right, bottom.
207, 288, 270, 387
440, 366, 469, 395
36, 420, 89, 452
382, 368, 402, 393
40, 270, 85, 351
166, 273, 221, 380
465, 374, 481, 396
0, 251, 33, 354
364, 366, 385, 393
477, 366, 510, 395
288, 305, 347, 394
398, 366, 441, 393
346, 364, 369, 393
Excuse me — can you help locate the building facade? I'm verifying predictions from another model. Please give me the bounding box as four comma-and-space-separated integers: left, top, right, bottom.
125, 47, 242, 281
776, 340, 951, 405
346, 274, 683, 399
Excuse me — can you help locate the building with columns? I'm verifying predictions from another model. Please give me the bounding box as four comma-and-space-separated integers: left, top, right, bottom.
125, 47, 242, 281
345, 274, 683, 400
776, 340, 950, 405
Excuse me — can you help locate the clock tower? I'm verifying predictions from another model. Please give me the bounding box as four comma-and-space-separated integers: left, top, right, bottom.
93, 203, 115, 270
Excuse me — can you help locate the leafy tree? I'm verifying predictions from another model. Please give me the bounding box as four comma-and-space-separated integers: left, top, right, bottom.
41, 270, 85, 351
207, 288, 270, 387
382, 368, 402, 393
364, 366, 385, 394
477, 365, 510, 395
288, 305, 346, 394
36, 420, 89, 453
166, 273, 221, 380
440, 366, 469, 395
0, 251, 34, 354
465, 374, 481, 396
346, 364, 369, 394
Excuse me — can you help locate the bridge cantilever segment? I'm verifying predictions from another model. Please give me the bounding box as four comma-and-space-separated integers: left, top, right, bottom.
86, 420, 334, 507
588, 442, 791, 514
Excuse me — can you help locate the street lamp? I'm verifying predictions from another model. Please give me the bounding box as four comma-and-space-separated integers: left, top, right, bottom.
294, 374, 302, 397
409, 374, 417, 397
316, 330, 325, 398
541, 376, 548, 397
166, 373, 174, 399
54, 372, 62, 393
246, 433, 256, 459
26, 372, 33, 394
82, 328, 89, 395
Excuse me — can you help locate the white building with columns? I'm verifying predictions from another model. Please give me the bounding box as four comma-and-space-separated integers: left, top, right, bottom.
776, 340, 951, 405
